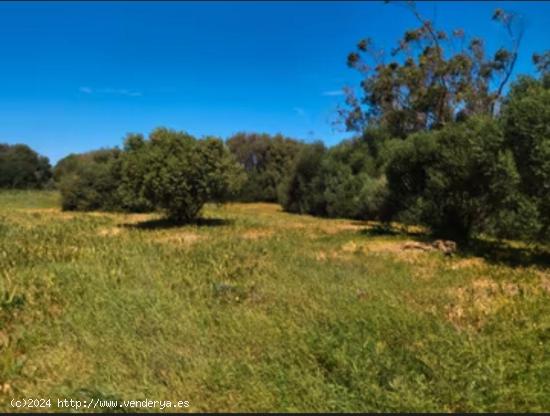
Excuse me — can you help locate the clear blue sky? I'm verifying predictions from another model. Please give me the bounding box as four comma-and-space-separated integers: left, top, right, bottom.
0, 1, 548, 164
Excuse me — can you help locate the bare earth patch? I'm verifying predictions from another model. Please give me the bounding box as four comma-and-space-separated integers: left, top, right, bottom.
114, 213, 158, 225
315, 249, 354, 262
97, 227, 122, 237
86, 212, 158, 224
20, 342, 95, 390
315, 239, 423, 263
20, 208, 77, 220
155, 232, 202, 245
314, 239, 436, 263
446, 278, 523, 329
540, 275, 550, 294
360, 240, 433, 263
316, 222, 370, 235
450, 257, 486, 270
314, 238, 464, 275
361, 240, 437, 255
341, 241, 359, 252
242, 229, 274, 240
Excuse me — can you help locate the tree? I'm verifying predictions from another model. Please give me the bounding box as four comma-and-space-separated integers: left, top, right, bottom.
57, 148, 125, 211
500, 73, 550, 241
533, 51, 550, 75
0, 143, 52, 189
117, 133, 154, 212
279, 142, 327, 215
53, 153, 81, 183
319, 138, 378, 219
342, 2, 523, 137
227, 132, 303, 202
280, 137, 389, 220
385, 116, 530, 241
533, 50, 550, 88
121, 128, 244, 222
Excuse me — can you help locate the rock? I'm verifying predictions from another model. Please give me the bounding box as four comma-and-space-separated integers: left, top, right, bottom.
432, 239, 457, 256
402, 241, 433, 251
401, 240, 457, 256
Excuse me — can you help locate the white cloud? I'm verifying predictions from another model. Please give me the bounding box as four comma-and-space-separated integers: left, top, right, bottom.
98, 88, 142, 97
322, 90, 344, 97
293, 107, 306, 117
79, 86, 142, 97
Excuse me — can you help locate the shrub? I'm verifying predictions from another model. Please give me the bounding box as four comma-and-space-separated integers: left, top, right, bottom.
357, 174, 390, 220
52, 153, 80, 183
279, 142, 327, 215
322, 161, 363, 218
321, 137, 384, 219
0, 143, 52, 189
57, 148, 124, 211
117, 133, 155, 213
121, 128, 244, 222
280, 136, 391, 220
501, 75, 550, 241
386, 117, 528, 241
227, 133, 303, 202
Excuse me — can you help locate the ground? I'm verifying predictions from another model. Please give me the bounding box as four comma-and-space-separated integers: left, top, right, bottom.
0, 190, 549, 412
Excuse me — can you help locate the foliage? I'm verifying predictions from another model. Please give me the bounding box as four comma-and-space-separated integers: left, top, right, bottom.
343, 3, 523, 136
385, 116, 532, 241
227, 132, 303, 202
52, 153, 80, 183
281, 137, 389, 220
320, 138, 378, 219
279, 141, 327, 215
501, 74, 550, 241
56, 148, 125, 212
357, 174, 390, 220
533, 50, 550, 86
116, 133, 155, 212
121, 128, 245, 222
0, 143, 52, 189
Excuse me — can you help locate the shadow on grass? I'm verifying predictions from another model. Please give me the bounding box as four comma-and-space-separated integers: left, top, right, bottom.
460, 238, 550, 269
122, 217, 234, 230
356, 222, 549, 268
356, 222, 428, 240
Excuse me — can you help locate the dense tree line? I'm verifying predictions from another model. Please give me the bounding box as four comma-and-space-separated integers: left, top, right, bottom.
53, 128, 244, 222
119, 128, 244, 222
53, 148, 125, 211
1, 3, 548, 243
226, 133, 304, 202
0, 143, 52, 189
280, 70, 549, 243
281, 4, 549, 243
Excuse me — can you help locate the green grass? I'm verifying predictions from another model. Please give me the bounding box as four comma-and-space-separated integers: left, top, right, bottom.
0, 190, 549, 412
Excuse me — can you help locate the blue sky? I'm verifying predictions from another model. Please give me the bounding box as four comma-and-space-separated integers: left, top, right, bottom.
0, 1, 548, 164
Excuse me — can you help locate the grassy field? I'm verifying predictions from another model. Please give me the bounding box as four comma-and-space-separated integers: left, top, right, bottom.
0, 190, 549, 412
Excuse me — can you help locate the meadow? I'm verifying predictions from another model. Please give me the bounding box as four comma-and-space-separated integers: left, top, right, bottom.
0, 190, 549, 412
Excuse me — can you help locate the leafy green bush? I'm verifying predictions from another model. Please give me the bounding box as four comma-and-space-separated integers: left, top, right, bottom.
279, 142, 327, 216
385, 117, 531, 241
322, 137, 388, 219
357, 174, 390, 220
0, 143, 52, 189
57, 148, 125, 211
501, 75, 550, 241
121, 128, 244, 222
322, 162, 363, 218
280, 137, 389, 220
227, 133, 303, 202
117, 133, 155, 213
